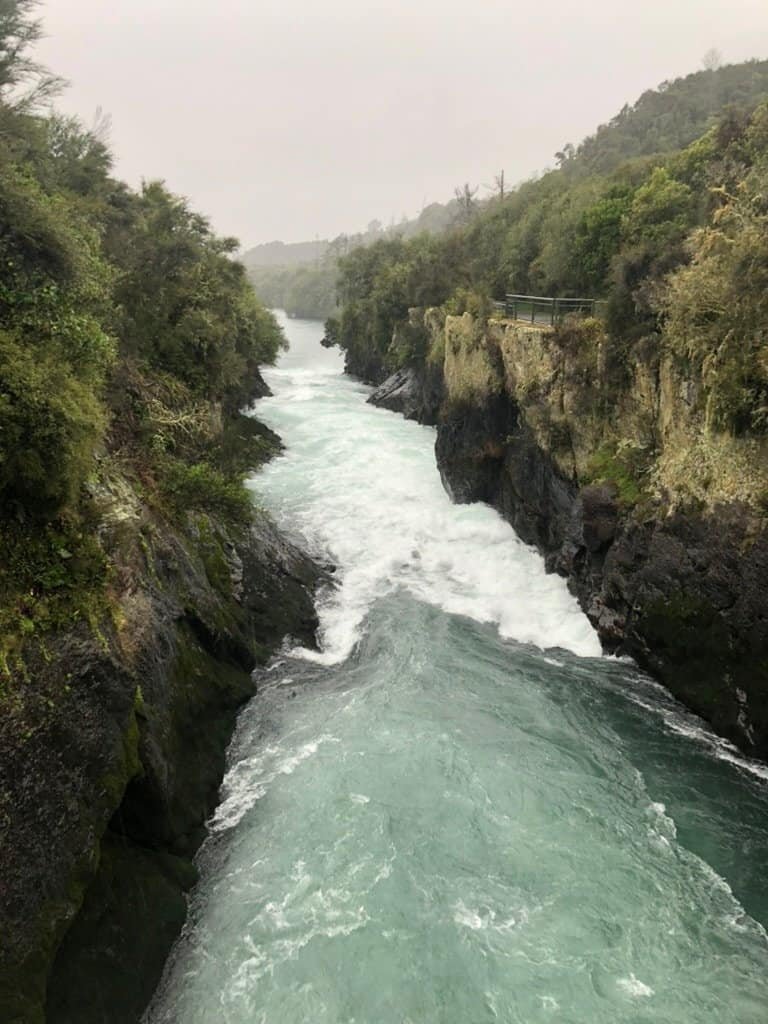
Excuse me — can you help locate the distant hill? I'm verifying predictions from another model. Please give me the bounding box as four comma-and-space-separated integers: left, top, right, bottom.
240, 238, 328, 270
242, 201, 462, 318
241, 202, 460, 273
564, 58, 768, 174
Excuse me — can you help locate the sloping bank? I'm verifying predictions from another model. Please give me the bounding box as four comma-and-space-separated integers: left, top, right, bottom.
353, 308, 768, 760
0, 417, 323, 1024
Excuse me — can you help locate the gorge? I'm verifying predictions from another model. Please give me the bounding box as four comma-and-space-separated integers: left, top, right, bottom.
145, 313, 768, 1023
2, 3, 768, 1014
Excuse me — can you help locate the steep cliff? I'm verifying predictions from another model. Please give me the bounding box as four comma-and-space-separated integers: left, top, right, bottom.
0, 456, 322, 1024
370, 309, 768, 760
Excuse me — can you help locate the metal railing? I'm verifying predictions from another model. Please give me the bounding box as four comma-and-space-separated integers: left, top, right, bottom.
494, 293, 598, 325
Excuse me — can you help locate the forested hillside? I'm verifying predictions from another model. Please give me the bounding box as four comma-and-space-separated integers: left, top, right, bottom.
328, 59, 768, 443
0, 1, 284, 677
565, 57, 768, 173
246, 61, 768, 324
325, 59, 768, 760
242, 237, 328, 268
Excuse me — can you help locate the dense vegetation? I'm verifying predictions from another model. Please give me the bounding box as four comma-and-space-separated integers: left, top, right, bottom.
0, 0, 282, 678
326, 60, 768, 441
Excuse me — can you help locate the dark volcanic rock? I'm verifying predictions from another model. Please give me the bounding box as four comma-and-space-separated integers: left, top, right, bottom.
434, 392, 768, 759
249, 366, 273, 400
0, 499, 323, 1024
372, 314, 768, 760
435, 395, 518, 505
368, 363, 444, 425
343, 347, 387, 386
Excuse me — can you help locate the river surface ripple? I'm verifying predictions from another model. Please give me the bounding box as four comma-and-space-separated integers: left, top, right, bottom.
148, 314, 768, 1024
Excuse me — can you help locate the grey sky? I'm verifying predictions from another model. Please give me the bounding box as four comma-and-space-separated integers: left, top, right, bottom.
37, 0, 768, 248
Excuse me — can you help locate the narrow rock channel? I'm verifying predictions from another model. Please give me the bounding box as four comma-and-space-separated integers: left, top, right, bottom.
147, 315, 768, 1024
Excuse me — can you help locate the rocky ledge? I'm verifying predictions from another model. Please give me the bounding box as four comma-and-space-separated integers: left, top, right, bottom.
368, 363, 444, 426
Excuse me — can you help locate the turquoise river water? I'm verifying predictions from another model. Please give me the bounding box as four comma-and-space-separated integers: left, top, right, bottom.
147, 314, 768, 1023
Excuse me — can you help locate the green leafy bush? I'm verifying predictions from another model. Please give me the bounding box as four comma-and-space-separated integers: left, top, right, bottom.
159, 460, 253, 525
584, 442, 653, 508
0, 331, 107, 514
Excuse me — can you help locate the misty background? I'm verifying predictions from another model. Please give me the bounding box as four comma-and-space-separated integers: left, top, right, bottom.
36, 0, 768, 246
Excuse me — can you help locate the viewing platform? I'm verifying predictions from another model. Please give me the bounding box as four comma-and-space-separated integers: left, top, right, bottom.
493, 293, 600, 326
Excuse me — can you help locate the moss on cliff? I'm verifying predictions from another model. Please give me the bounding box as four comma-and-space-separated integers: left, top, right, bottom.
584, 443, 653, 508
431, 306, 768, 523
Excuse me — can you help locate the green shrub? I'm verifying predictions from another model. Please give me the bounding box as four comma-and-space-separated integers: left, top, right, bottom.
0, 330, 107, 515
444, 287, 494, 320
159, 460, 253, 525
0, 515, 109, 680
584, 441, 652, 507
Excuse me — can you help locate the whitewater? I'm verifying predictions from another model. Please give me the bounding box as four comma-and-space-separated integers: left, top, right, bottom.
148, 314, 768, 1023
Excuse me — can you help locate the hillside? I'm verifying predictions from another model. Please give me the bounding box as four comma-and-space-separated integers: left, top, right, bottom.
566, 58, 768, 174
328, 59, 768, 372
245, 60, 768, 321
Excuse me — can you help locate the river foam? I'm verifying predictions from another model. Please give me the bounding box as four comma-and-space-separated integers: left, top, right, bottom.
252, 345, 600, 663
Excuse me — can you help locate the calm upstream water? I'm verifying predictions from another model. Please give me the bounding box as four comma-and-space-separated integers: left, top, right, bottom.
148, 314, 768, 1023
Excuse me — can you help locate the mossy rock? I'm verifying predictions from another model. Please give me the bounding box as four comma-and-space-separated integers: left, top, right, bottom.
45, 832, 197, 1024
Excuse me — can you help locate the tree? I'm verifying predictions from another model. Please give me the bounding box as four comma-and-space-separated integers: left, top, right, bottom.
484, 170, 506, 202
0, 155, 114, 514
0, 0, 63, 111
111, 181, 281, 409
453, 182, 478, 225
622, 166, 693, 246
703, 48, 722, 72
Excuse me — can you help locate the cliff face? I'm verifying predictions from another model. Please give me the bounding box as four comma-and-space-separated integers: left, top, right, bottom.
369, 309, 768, 760
0, 463, 322, 1024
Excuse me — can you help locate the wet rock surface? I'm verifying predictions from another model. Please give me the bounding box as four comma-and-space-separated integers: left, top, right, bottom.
368, 363, 444, 426
0, 490, 323, 1024
436, 390, 768, 759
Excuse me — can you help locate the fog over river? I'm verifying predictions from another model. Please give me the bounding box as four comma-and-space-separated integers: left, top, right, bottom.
148, 314, 768, 1024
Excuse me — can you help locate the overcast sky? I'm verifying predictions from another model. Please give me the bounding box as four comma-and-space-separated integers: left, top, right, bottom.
36, 0, 768, 249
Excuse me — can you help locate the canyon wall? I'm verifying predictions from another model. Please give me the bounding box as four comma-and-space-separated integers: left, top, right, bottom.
0, 456, 322, 1024
369, 310, 768, 759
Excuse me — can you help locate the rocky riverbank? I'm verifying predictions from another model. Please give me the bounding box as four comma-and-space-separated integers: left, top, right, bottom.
0, 437, 323, 1024
365, 309, 768, 761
